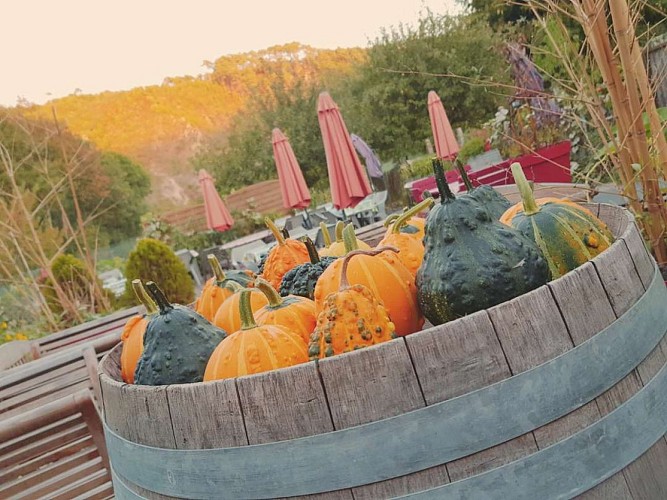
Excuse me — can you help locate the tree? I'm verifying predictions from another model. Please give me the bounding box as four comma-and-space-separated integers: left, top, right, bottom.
341, 11, 510, 161
97, 152, 151, 244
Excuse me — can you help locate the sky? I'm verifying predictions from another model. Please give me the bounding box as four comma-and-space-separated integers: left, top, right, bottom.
1, 0, 461, 106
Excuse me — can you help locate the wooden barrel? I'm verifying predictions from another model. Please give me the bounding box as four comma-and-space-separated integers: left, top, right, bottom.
99, 203, 667, 499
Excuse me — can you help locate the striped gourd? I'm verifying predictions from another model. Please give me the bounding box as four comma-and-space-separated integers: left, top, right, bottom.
503, 163, 614, 279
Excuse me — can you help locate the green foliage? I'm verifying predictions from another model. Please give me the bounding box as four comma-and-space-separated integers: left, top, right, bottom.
97, 152, 151, 244
457, 136, 486, 163
122, 238, 195, 306
342, 11, 510, 162
42, 254, 111, 319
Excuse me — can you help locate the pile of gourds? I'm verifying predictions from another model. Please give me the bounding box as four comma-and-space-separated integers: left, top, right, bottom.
120, 159, 614, 386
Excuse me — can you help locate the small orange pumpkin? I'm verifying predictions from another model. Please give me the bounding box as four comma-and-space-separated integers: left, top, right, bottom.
378, 198, 434, 276
261, 217, 310, 289
322, 221, 371, 257
120, 280, 157, 384
195, 255, 251, 321
213, 282, 268, 333
314, 225, 423, 336
204, 288, 308, 380
253, 278, 317, 344
309, 248, 397, 359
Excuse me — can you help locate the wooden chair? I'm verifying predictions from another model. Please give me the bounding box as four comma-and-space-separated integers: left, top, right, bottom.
0, 389, 112, 499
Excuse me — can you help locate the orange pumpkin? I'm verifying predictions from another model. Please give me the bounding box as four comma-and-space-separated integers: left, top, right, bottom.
309, 249, 397, 359
325, 222, 371, 257
196, 256, 256, 321
120, 280, 157, 384
204, 288, 308, 380
254, 278, 317, 344
314, 225, 423, 336
213, 282, 268, 333
378, 198, 434, 276
383, 212, 426, 240
261, 217, 310, 289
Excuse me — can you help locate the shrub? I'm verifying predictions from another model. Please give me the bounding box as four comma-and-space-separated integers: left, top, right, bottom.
123, 238, 195, 305
457, 137, 486, 164
41, 254, 111, 322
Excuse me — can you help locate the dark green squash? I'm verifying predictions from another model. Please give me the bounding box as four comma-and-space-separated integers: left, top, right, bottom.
134, 282, 227, 385
504, 163, 614, 279
280, 237, 336, 299
416, 159, 550, 325
455, 159, 510, 219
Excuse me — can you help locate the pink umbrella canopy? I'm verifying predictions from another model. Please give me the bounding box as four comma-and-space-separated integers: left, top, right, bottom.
198, 169, 234, 232
271, 128, 311, 210
317, 92, 372, 210
428, 90, 460, 160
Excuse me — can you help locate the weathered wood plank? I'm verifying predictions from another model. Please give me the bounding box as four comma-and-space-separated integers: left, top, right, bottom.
318, 340, 442, 498
597, 203, 629, 238
100, 348, 176, 450
236, 362, 332, 444
407, 309, 538, 482
166, 380, 248, 449
406, 311, 508, 404
488, 286, 571, 375
318, 339, 425, 428
489, 281, 630, 498
621, 219, 655, 289
592, 241, 644, 317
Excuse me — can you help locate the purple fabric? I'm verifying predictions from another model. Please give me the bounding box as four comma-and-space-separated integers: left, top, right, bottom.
351, 134, 384, 179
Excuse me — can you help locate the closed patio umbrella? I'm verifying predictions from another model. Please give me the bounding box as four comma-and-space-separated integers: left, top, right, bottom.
272, 128, 311, 210
428, 90, 460, 160
198, 169, 234, 232
317, 92, 372, 210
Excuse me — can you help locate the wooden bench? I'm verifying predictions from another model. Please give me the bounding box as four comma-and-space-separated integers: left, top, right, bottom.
0, 333, 120, 420
0, 389, 112, 499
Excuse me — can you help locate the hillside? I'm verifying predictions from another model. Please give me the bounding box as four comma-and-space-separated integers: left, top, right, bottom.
24, 43, 366, 211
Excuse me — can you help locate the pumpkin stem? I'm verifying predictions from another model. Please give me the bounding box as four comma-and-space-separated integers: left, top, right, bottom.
144, 282, 173, 314
304, 237, 320, 264
207, 254, 227, 283
432, 158, 455, 203
254, 277, 284, 307
238, 288, 258, 330
510, 162, 540, 215
342, 224, 359, 253
132, 279, 158, 315
383, 214, 400, 228
319, 222, 332, 247
265, 217, 285, 246
339, 246, 400, 290
334, 221, 344, 242
224, 281, 243, 293
392, 198, 434, 234
455, 159, 474, 192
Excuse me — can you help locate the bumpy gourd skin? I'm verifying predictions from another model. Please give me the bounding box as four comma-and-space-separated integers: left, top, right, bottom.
134, 283, 227, 385
467, 185, 511, 220
309, 284, 397, 359
417, 191, 549, 325
280, 256, 336, 299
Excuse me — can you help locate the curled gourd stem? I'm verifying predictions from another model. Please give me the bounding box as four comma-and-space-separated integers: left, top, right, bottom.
334, 221, 345, 242
144, 281, 173, 313
132, 279, 158, 315
304, 237, 320, 264
342, 224, 360, 253
392, 198, 434, 234
339, 246, 400, 290
265, 217, 285, 246
238, 288, 258, 330
319, 222, 332, 247
254, 277, 283, 308
207, 254, 227, 283
432, 158, 455, 203
383, 214, 400, 228
510, 162, 539, 215
455, 158, 474, 192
